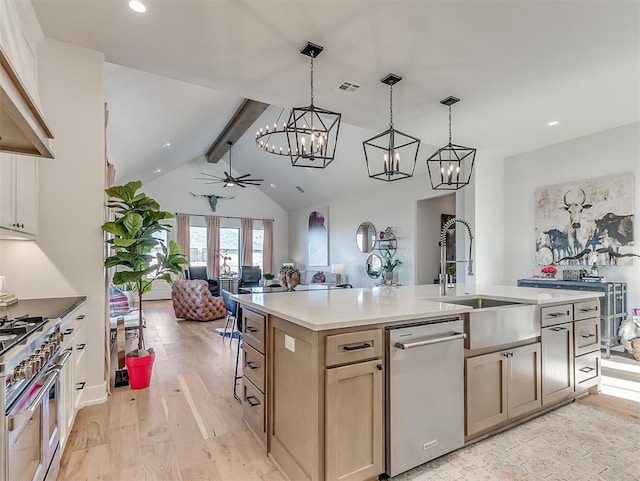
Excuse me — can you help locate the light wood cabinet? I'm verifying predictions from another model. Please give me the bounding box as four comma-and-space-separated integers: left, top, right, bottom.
466, 343, 541, 436
325, 358, 383, 481
542, 322, 574, 406
242, 308, 267, 445
0, 153, 38, 238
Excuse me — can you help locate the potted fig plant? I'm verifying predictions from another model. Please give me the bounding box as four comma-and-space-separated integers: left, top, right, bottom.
102, 181, 188, 389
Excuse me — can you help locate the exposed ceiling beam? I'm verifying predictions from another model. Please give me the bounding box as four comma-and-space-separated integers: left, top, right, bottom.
205, 98, 269, 163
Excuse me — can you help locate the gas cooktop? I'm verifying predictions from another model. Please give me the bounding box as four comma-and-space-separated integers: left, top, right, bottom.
0, 315, 46, 355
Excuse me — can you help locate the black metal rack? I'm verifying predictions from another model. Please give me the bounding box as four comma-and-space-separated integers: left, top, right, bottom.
517, 278, 627, 358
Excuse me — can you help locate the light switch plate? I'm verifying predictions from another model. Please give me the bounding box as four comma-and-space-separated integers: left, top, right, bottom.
284, 334, 295, 353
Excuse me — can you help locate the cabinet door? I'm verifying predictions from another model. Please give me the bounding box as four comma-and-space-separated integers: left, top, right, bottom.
542, 323, 574, 406
508, 343, 542, 418
325, 359, 383, 481
0, 154, 15, 229
465, 351, 508, 436
15, 156, 37, 235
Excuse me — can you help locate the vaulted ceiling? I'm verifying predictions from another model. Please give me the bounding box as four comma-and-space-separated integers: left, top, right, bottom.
33, 0, 639, 210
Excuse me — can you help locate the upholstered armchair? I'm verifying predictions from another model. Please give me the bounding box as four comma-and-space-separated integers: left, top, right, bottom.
171, 279, 226, 321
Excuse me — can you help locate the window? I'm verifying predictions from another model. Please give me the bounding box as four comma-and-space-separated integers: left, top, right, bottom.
145, 223, 171, 280
220, 227, 240, 276
252, 229, 264, 272
189, 226, 207, 266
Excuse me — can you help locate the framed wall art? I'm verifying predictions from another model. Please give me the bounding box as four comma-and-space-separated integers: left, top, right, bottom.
535, 174, 636, 266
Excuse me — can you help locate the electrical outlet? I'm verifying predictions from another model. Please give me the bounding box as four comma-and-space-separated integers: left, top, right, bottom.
285, 334, 295, 353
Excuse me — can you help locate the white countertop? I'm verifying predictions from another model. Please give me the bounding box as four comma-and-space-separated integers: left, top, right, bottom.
232, 284, 603, 331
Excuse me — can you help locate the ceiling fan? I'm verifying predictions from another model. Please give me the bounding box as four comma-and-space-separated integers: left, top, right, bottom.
197, 141, 263, 188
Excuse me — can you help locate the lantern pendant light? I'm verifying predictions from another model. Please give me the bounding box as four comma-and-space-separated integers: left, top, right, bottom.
255, 41, 341, 169
363, 74, 420, 182
426, 96, 476, 190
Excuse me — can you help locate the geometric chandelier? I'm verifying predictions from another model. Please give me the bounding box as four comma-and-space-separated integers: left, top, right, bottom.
255, 41, 341, 169
426, 96, 476, 190
363, 73, 420, 182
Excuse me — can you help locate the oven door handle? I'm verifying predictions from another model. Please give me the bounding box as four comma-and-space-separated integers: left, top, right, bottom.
51, 348, 73, 369
7, 367, 60, 432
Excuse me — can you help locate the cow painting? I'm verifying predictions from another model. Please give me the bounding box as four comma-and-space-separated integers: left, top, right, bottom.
535, 175, 636, 266
560, 189, 595, 261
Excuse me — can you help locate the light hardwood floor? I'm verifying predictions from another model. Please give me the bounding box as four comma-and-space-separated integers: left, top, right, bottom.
59, 300, 286, 481
59, 300, 639, 481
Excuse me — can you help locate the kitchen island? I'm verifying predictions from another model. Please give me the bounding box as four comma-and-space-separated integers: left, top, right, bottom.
233, 284, 603, 481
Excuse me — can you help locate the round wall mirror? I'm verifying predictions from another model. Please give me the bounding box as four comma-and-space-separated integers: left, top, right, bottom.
356, 222, 377, 253
366, 253, 382, 279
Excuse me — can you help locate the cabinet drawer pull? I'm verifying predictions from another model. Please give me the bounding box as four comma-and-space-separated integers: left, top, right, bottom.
63, 328, 75, 336
245, 361, 259, 370
377, 364, 383, 371
343, 342, 371, 352
550, 327, 567, 331
579, 307, 598, 312
246, 395, 261, 407
76, 314, 85, 320
76, 343, 86, 350
547, 311, 569, 318
246, 326, 259, 333
581, 334, 596, 339
75, 382, 86, 390
579, 366, 595, 373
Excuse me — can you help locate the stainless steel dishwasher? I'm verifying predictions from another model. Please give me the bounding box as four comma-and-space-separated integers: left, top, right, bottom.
385, 318, 466, 477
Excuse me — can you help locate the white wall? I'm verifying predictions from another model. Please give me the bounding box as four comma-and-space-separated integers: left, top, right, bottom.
144, 155, 289, 284
504, 122, 640, 310
289, 172, 471, 288
0, 39, 107, 404
474, 150, 505, 286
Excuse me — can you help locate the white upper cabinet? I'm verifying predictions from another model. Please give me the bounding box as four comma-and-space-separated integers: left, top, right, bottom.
0, 152, 38, 238
0, 0, 54, 159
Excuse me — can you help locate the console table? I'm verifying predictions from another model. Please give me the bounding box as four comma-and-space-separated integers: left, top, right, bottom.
517, 278, 627, 358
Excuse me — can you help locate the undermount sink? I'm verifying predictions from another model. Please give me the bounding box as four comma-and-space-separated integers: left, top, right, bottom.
440, 297, 525, 309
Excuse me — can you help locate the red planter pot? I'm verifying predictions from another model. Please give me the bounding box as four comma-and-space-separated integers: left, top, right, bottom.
125, 351, 155, 389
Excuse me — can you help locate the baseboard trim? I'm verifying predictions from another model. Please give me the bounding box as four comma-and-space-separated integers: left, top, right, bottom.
79, 380, 108, 407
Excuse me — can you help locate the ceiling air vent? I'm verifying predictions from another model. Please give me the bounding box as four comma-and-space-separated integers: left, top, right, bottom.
336, 80, 360, 94
295, 185, 305, 193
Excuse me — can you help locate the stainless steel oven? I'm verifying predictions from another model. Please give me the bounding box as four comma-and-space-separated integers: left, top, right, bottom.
1, 316, 70, 481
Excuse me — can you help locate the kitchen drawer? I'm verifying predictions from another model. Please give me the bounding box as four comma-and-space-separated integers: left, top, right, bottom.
243, 378, 265, 443
243, 309, 266, 354
575, 350, 601, 389
573, 300, 599, 321
325, 329, 382, 367
243, 343, 265, 392
574, 318, 600, 356
541, 304, 573, 327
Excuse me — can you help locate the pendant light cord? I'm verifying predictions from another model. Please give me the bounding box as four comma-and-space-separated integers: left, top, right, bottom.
448, 105, 452, 144
389, 82, 394, 128
310, 51, 315, 107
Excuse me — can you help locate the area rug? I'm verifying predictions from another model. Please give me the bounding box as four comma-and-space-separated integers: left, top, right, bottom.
393, 401, 640, 481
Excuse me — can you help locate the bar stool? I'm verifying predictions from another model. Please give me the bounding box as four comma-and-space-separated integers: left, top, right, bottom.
221, 289, 238, 341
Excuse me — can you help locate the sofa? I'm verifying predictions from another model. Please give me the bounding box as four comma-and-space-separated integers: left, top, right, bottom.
299, 270, 343, 286
171, 279, 226, 321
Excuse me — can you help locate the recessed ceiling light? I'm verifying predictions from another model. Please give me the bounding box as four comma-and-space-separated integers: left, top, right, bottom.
162, 141, 171, 148
548, 120, 559, 126
128, 0, 146, 13
155, 169, 162, 173
270, 183, 276, 189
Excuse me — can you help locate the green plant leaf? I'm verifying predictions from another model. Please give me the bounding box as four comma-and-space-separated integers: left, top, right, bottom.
112, 238, 138, 248
101, 221, 126, 236
113, 271, 143, 284
123, 212, 144, 236
168, 240, 181, 256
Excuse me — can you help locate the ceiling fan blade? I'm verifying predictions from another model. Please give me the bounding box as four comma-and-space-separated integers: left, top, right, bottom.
235, 173, 251, 180
196, 176, 225, 182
